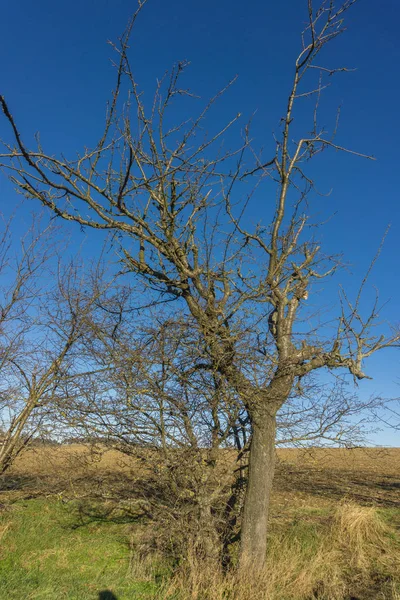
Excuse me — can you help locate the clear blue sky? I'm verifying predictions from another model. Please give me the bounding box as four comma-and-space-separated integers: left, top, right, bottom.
0, 0, 399, 444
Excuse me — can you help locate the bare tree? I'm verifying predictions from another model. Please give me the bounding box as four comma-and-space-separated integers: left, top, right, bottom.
56, 292, 243, 561
0, 217, 55, 472
54, 289, 387, 566
0, 219, 113, 475
0, 0, 398, 568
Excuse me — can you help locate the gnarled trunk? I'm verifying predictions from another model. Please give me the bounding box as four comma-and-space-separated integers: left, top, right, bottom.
239, 408, 277, 569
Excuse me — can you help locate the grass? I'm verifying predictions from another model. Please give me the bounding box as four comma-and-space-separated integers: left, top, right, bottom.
0, 498, 398, 599
0, 498, 163, 599
1, 447, 399, 599
163, 504, 400, 600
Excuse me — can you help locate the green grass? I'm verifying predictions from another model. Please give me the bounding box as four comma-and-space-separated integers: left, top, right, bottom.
0, 497, 399, 600
0, 498, 162, 599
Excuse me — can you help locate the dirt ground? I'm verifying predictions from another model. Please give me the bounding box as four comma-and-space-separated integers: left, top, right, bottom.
274, 447, 400, 509
2, 445, 399, 512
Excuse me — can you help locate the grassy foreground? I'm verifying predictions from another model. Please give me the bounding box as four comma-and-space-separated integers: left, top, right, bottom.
0, 447, 399, 599
1, 499, 399, 599
0, 498, 161, 599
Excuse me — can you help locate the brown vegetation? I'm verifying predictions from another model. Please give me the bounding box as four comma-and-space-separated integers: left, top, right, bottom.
4, 444, 399, 509
162, 502, 399, 600
2, 445, 399, 599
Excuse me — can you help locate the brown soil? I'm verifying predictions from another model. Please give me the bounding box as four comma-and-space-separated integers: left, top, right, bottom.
274, 447, 400, 509
1, 445, 399, 511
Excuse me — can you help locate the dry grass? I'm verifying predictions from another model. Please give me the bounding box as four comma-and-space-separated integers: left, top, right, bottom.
10, 445, 400, 477
2, 446, 399, 599
334, 503, 391, 569
159, 503, 399, 600
0, 522, 10, 545
5, 445, 400, 514
392, 584, 400, 600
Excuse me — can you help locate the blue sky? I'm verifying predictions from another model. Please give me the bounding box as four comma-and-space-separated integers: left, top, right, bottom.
0, 0, 399, 444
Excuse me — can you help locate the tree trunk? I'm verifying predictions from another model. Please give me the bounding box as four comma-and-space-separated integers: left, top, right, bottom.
0, 398, 37, 475
239, 408, 277, 570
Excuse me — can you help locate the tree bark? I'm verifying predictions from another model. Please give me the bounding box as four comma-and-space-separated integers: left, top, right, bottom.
239, 407, 277, 570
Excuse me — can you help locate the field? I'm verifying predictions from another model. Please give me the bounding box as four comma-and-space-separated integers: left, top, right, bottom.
0, 446, 399, 599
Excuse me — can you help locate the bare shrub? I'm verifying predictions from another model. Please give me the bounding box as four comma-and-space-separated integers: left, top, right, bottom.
127, 448, 236, 566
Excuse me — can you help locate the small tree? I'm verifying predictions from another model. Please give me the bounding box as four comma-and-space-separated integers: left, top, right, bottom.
56, 284, 383, 564
0, 219, 113, 474
1, 0, 398, 567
